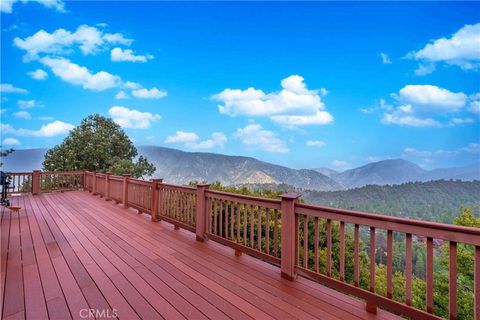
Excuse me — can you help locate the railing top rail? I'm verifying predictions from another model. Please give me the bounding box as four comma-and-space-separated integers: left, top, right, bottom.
205, 189, 281, 207
296, 202, 480, 237
161, 183, 196, 192
40, 171, 84, 175
127, 179, 151, 187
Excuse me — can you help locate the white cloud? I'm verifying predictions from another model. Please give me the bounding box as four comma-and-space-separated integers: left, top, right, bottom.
403, 143, 480, 159
13, 110, 31, 120
306, 140, 326, 147
108, 106, 160, 129
40, 57, 120, 91
1, 0, 65, 14
395, 85, 466, 113
414, 63, 436, 76
381, 114, 441, 127
380, 52, 392, 64
111, 48, 153, 63
381, 85, 470, 127
115, 91, 129, 99
17, 99, 36, 109
27, 68, 48, 80
14, 24, 132, 60
123, 81, 142, 89
331, 160, 350, 170
409, 23, 480, 72
1, 120, 74, 137
165, 131, 227, 149
131, 87, 167, 99
0, 83, 28, 94
469, 93, 480, 115
450, 117, 475, 125
235, 124, 288, 153
2, 138, 20, 146
212, 75, 333, 127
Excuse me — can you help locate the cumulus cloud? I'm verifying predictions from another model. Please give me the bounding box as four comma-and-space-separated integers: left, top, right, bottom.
2, 138, 20, 146
235, 124, 289, 153
408, 23, 480, 73
115, 91, 129, 99
40, 57, 120, 91
380, 52, 392, 64
212, 75, 333, 127
111, 48, 153, 63
469, 93, 480, 115
380, 85, 472, 127
108, 106, 160, 129
306, 140, 326, 147
14, 24, 132, 60
17, 99, 37, 109
1, 0, 65, 14
165, 131, 227, 149
13, 110, 31, 120
131, 87, 167, 99
0, 83, 28, 94
27, 68, 48, 80
1, 120, 74, 137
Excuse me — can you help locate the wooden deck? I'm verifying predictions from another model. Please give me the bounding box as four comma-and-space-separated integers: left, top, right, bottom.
1, 191, 401, 320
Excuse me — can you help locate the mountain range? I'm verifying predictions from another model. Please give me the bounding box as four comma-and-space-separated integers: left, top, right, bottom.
2, 146, 479, 191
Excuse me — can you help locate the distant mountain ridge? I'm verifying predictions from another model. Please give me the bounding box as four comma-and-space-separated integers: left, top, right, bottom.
2, 147, 479, 191
138, 146, 342, 191
314, 159, 479, 189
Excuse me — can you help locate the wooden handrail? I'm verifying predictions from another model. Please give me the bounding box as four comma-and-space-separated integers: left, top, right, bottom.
7, 170, 479, 320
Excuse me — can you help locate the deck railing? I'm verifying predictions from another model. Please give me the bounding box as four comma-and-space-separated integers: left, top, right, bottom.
6, 170, 480, 320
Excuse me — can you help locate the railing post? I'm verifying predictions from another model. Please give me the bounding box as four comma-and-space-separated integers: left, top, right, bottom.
151, 178, 163, 222
195, 183, 210, 242
32, 170, 41, 195
83, 171, 87, 191
92, 172, 97, 195
122, 174, 131, 208
280, 193, 301, 281
105, 172, 112, 201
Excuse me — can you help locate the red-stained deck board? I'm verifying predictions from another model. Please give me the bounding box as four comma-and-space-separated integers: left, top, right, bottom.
67, 191, 401, 320
2, 192, 402, 320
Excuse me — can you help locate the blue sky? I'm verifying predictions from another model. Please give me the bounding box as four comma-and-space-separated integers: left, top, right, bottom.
1, 1, 479, 170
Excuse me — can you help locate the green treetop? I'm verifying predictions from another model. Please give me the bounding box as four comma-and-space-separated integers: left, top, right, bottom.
43, 114, 155, 178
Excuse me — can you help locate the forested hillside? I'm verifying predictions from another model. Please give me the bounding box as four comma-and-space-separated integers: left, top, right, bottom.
303, 180, 480, 223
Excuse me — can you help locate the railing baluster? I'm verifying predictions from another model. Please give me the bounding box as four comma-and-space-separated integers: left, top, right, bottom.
274, 209, 279, 257
314, 217, 319, 273
354, 224, 359, 287
449, 241, 457, 320
236, 203, 241, 243
250, 205, 254, 248
224, 201, 229, 239
257, 207, 262, 251
207, 197, 212, 233
243, 204, 247, 246
426, 237, 434, 314
406, 233, 412, 306
387, 230, 393, 299
340, 221, 345, 281
213, 198, 218, 235
327, 219, 332, 277
230, 202, 234, 241
303, 215, 308, 268
367, 226, 377, 313
265, 208, 270, 255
